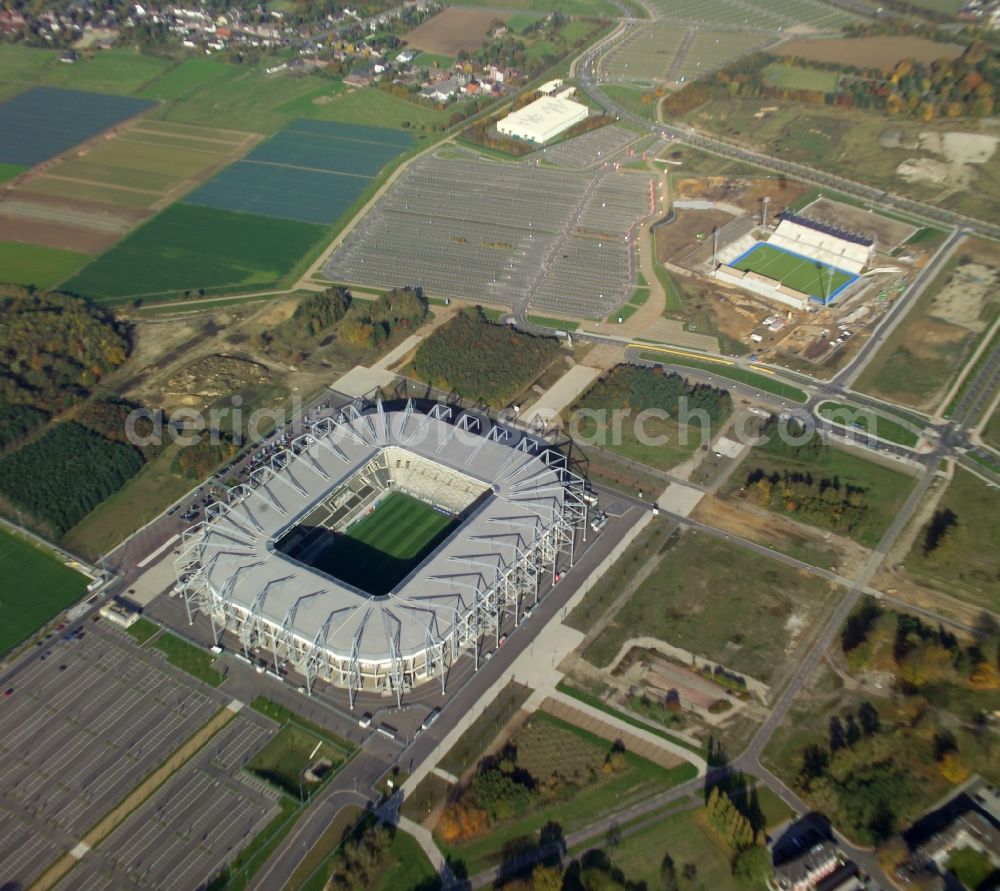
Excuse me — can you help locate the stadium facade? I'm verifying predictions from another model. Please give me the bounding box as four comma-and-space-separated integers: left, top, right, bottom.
174, 400, 587, 706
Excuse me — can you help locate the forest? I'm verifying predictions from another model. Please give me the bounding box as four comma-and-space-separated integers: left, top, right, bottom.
0, 422, 144, 535
576, 364, 731, 424
0, 288, 130, 416
409, 307, 561, 407
666, 39, 997, 120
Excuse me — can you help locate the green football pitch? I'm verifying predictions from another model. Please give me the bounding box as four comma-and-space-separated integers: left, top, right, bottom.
732, 243, 854, 300
313, 492, 457, 595
0, 527, 89, 656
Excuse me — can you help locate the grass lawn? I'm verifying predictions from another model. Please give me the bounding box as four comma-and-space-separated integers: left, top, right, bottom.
41, 48, 174, 95
439, 681, 532, 777
0, 44, 59, 82
602, 83, 658, 120
400, 773, 453, 822
124, 616, 160, 646
902, 467, 1000, 612
306, 492, 457, 595
527, 314, 579, 331
374, 829, 440, 891
63, 204, 327, 301
411, 52, 453, 69
817, 401, 920, 447
152, 632, 224, 687
582, 531, 837, 684
61, 447, 196, 560
596, 806, 740, 889
0, 241, 90, 289
946, 847, 995, 890
638, 350, 808, 402
437, 711, 697, 875
138, 57, 243, 100
248, 724, 347, 800
0, 162, 26, 184
983, 404, 1000, 451
763, 63, 839, 92
302, 85, 451, 133
731, 242, 854, 301
574, 409, 701, 471
250, 696, 357, 753
0, 526, 89, 656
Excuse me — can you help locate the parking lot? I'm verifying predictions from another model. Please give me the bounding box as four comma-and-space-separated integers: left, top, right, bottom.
59, 711, 281, 890
324, 140, 656, 319
0, 627, 221, 887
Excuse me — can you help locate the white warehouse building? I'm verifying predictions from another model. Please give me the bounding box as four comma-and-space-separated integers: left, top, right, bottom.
497, 95, 590, 144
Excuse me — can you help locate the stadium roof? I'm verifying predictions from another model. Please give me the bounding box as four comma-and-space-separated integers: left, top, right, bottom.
497, 95, 590, 144
194, 406, 570, 663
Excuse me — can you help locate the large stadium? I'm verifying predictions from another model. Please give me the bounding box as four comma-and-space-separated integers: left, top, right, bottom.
174, 400, 587, 707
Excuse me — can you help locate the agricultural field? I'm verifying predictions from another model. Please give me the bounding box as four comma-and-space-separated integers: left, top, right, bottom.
773, 36, 965, 67
855, 238, 1000, 412
0, 526, 89, 657
582, 531, 838, 686
0, 241, 89, 289
0, 162, 25, 184
0, 86, 152, 166
138, 57, 244, 101
62, 203, 326, 301
307, 492, 457, 596
37, 48, 173, 95
4, 120, 258, 221
730, 242, 855, 301
900, 468, 1000, 612
185, 120, 412, 225
403, 7, 508, 55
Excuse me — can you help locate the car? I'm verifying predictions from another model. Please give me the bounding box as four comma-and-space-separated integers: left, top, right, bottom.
358, 712, 373, 728
484, 649, 494, 661
498, 634, 508, 648
2, 688, 12, 698
421, 707, 441, 731
58, 665, 67, 672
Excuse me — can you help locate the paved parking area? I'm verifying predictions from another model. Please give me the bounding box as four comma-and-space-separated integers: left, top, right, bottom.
0, 629, 219, 887
60, 712, 282, 890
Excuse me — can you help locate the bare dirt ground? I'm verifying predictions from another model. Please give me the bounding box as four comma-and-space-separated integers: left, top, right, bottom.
673, 176, 810, 215
402, 7, 508, 55
692, 495, 869, 577
874, 565, 1000, 629
801, 197, 916, 248
656, 208, 732, 262
773, 36, 964, 67
0, 214, 117, 253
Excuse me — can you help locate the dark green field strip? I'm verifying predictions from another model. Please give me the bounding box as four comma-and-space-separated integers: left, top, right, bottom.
0, 162, 26, 184
64, 204, 326, 300
0, 527, 89, 656
0, 86, 153, 166
184, 161, 370, 225
817, 400, 920, 447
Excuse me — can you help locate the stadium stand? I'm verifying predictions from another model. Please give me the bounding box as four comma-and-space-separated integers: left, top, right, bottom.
769, 212, 872, 275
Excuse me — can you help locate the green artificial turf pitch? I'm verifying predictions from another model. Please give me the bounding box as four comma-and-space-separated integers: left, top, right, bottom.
310, 492, 458, 595
732, 242, 854, 300
0, 527, 89, 656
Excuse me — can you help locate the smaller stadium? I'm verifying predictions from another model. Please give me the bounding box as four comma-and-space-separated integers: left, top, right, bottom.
714, 209, 875, 310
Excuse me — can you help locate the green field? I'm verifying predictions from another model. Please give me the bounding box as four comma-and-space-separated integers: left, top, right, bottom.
763, 62, 839, 92
449, 0, 619, 16
582, 531, 837, 684
152, 632, 224, 686
0, 527, 89, 656
902, 467, 1000, 612
410, 52, 453, 69
817, 401, 921, 447
638, 351, 808, 402
248, 725, 347, 800
41, 49, 174, 95
732, 243, 854, 301
308, 492, 457, 595
0, 241, 90, 289
946, 847, 995, 890
0, 162, 25, 184
63, 204, 326, 301
730, 433, 916, 548
139, 58, 243, 100
439, 681, 533, 776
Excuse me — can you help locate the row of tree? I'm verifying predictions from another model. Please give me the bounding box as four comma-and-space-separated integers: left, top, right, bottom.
744, 468, 869, 537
